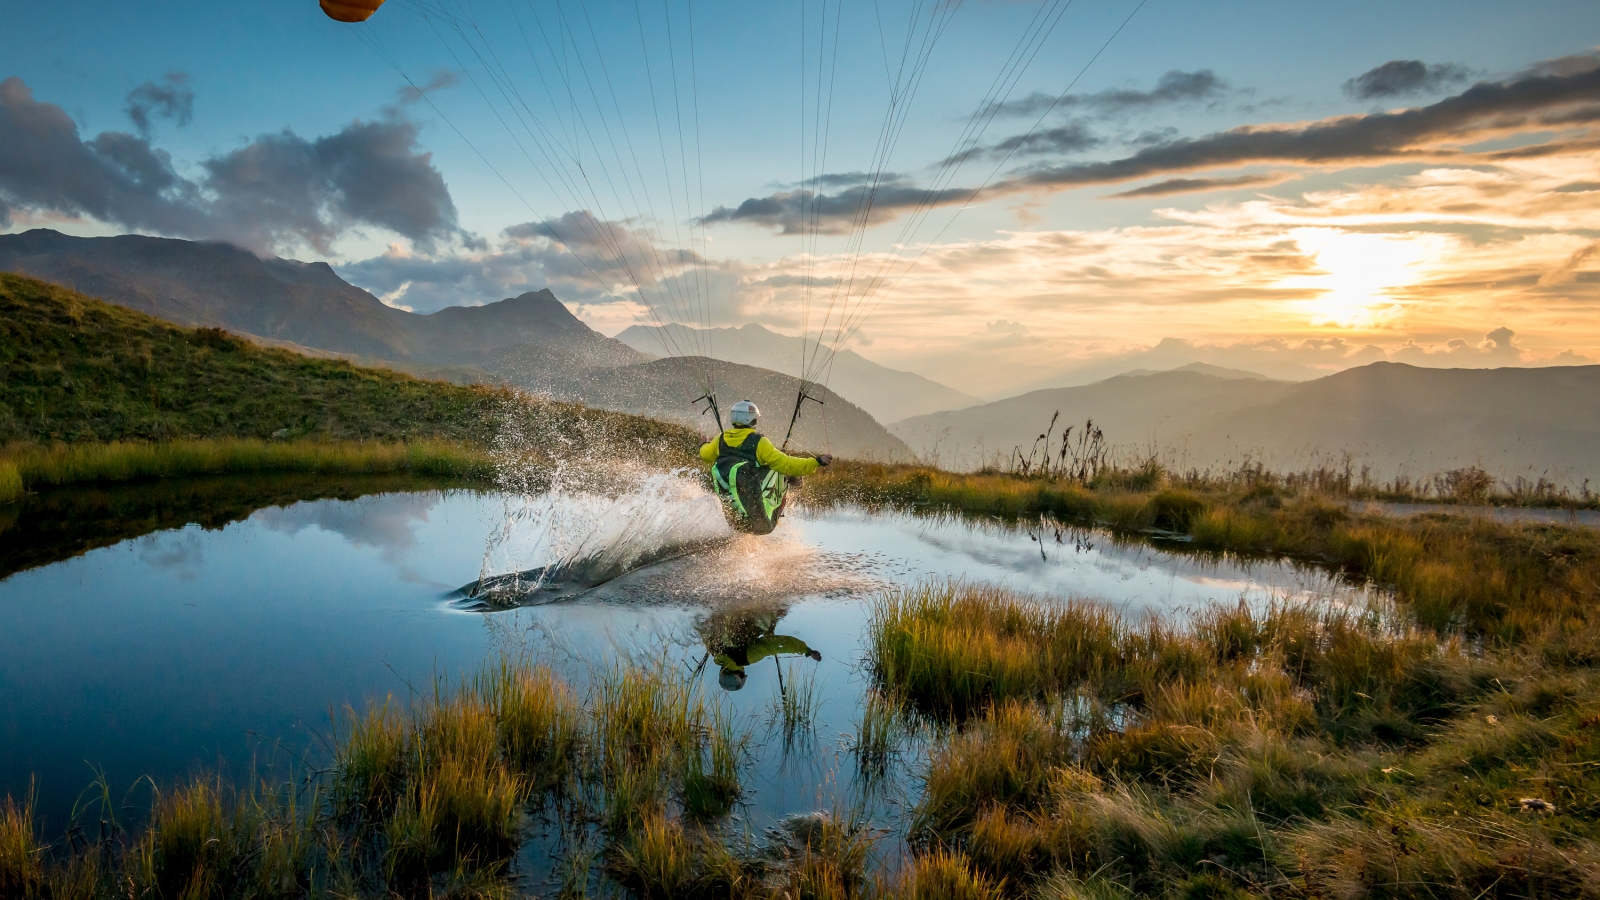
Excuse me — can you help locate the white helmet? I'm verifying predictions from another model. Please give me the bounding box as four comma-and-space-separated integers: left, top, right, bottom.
730, 399, 759, 427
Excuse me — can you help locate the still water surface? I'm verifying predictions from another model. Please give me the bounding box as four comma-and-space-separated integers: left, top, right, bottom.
0, 484, 1371, 838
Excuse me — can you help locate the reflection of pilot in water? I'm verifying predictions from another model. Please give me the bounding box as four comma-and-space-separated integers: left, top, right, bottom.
697, 603, 821, 692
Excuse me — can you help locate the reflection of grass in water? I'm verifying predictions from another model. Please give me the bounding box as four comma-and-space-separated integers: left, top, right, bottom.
683, 708, 746, 820
769, 661, 821, 747
852, 689, 903, 779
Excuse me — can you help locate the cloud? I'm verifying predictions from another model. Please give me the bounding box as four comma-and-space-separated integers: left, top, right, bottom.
705, 51, 1600, 234
1388, 327, 1525, 365
698, 183, 966, 235
341, 212, 758, 321
984, 121, 1102, 158
1106, 173, 1288, 199
1342, 60, 1472, 100
394, 69, 461, 107
998, 53, 1600, 191
0, 76, 461, 254
125, 72, 193, 136
0, 76, 207, 234
1538, 239, 1600, 286
203, 118, 460, 253
984, 69, 1230, 119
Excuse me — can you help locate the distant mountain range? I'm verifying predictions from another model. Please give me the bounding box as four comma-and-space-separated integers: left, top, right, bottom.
14, 229, 1597, 479
0, 229, 641, 372
893, 363, 1600, 482
616, 322, 982, 422
0, 230, 907, 459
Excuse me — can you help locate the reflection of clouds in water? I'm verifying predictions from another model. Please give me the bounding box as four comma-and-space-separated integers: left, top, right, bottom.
251, 492, 444, 581
790, 507, 1383, 618
135, 528, 206, 579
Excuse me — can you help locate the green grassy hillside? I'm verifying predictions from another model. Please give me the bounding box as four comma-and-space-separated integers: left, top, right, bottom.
0, 272, 501, 444
0, 273, 700, 502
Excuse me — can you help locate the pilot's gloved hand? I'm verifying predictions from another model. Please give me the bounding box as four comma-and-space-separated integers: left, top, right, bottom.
807, 649, 822, 661
816, 454, 833, 467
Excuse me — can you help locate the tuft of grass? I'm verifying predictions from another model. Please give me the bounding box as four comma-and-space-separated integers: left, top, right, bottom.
482, 660, 582, 795
914, 698, 1079, 835
867, 581, 1124, 718
130, 780, 240, 900
605, 811, 761, 899
332, 698, 410, 817
891, 847, 1004, 900
0, 461, 21, 505
777, 810, 877, 900
0, 791, 43, 899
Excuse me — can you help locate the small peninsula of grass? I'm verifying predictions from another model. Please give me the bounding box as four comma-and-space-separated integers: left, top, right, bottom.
0, 273, 698, 501
805, 462, 1600, 641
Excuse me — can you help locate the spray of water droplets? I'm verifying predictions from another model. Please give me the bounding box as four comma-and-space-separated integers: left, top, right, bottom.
466, 395, 733, 605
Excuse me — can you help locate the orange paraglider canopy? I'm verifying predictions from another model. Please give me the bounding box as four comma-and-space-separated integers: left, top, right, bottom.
320, 0, 384, 23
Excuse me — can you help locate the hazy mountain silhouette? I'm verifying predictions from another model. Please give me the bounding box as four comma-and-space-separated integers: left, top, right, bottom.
520, 355, 907, 460
1104, 362, 1280, 382
0, 229, 907, 457
616, 322, 982, 422
893, 369, 1294, 468
893, 363, 1600, 482
0, 229, 641, 371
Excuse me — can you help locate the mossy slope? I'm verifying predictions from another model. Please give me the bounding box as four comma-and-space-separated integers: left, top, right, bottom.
0, 272, 496, 444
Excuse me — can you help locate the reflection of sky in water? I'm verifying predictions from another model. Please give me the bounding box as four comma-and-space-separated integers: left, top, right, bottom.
0, 488, 1369, 841
786, 507, 1369, 615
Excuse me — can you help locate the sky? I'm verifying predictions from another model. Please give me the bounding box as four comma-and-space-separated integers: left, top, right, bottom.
3, 0, 1599, 398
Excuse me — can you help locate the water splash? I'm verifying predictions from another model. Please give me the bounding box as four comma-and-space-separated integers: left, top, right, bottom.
457, 398, 733, 608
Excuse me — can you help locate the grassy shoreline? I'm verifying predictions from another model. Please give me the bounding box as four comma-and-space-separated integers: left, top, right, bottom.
805, 463, 1600, 641
862, 580, 1600, 899
0, 438, 496, 504
3, 457, 1599, 896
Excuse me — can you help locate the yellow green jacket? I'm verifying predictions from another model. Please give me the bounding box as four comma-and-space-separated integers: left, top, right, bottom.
699, 428, 820, 478
713, 634, 816, 672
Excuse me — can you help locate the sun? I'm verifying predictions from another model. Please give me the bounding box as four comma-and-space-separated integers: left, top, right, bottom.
1283, 229, 1437, 329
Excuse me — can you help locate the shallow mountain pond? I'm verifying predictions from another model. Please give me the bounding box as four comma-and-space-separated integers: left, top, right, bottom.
0, 474, 1377, 885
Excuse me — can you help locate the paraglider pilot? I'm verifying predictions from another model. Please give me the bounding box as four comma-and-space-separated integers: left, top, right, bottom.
700, 400, 831, 535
